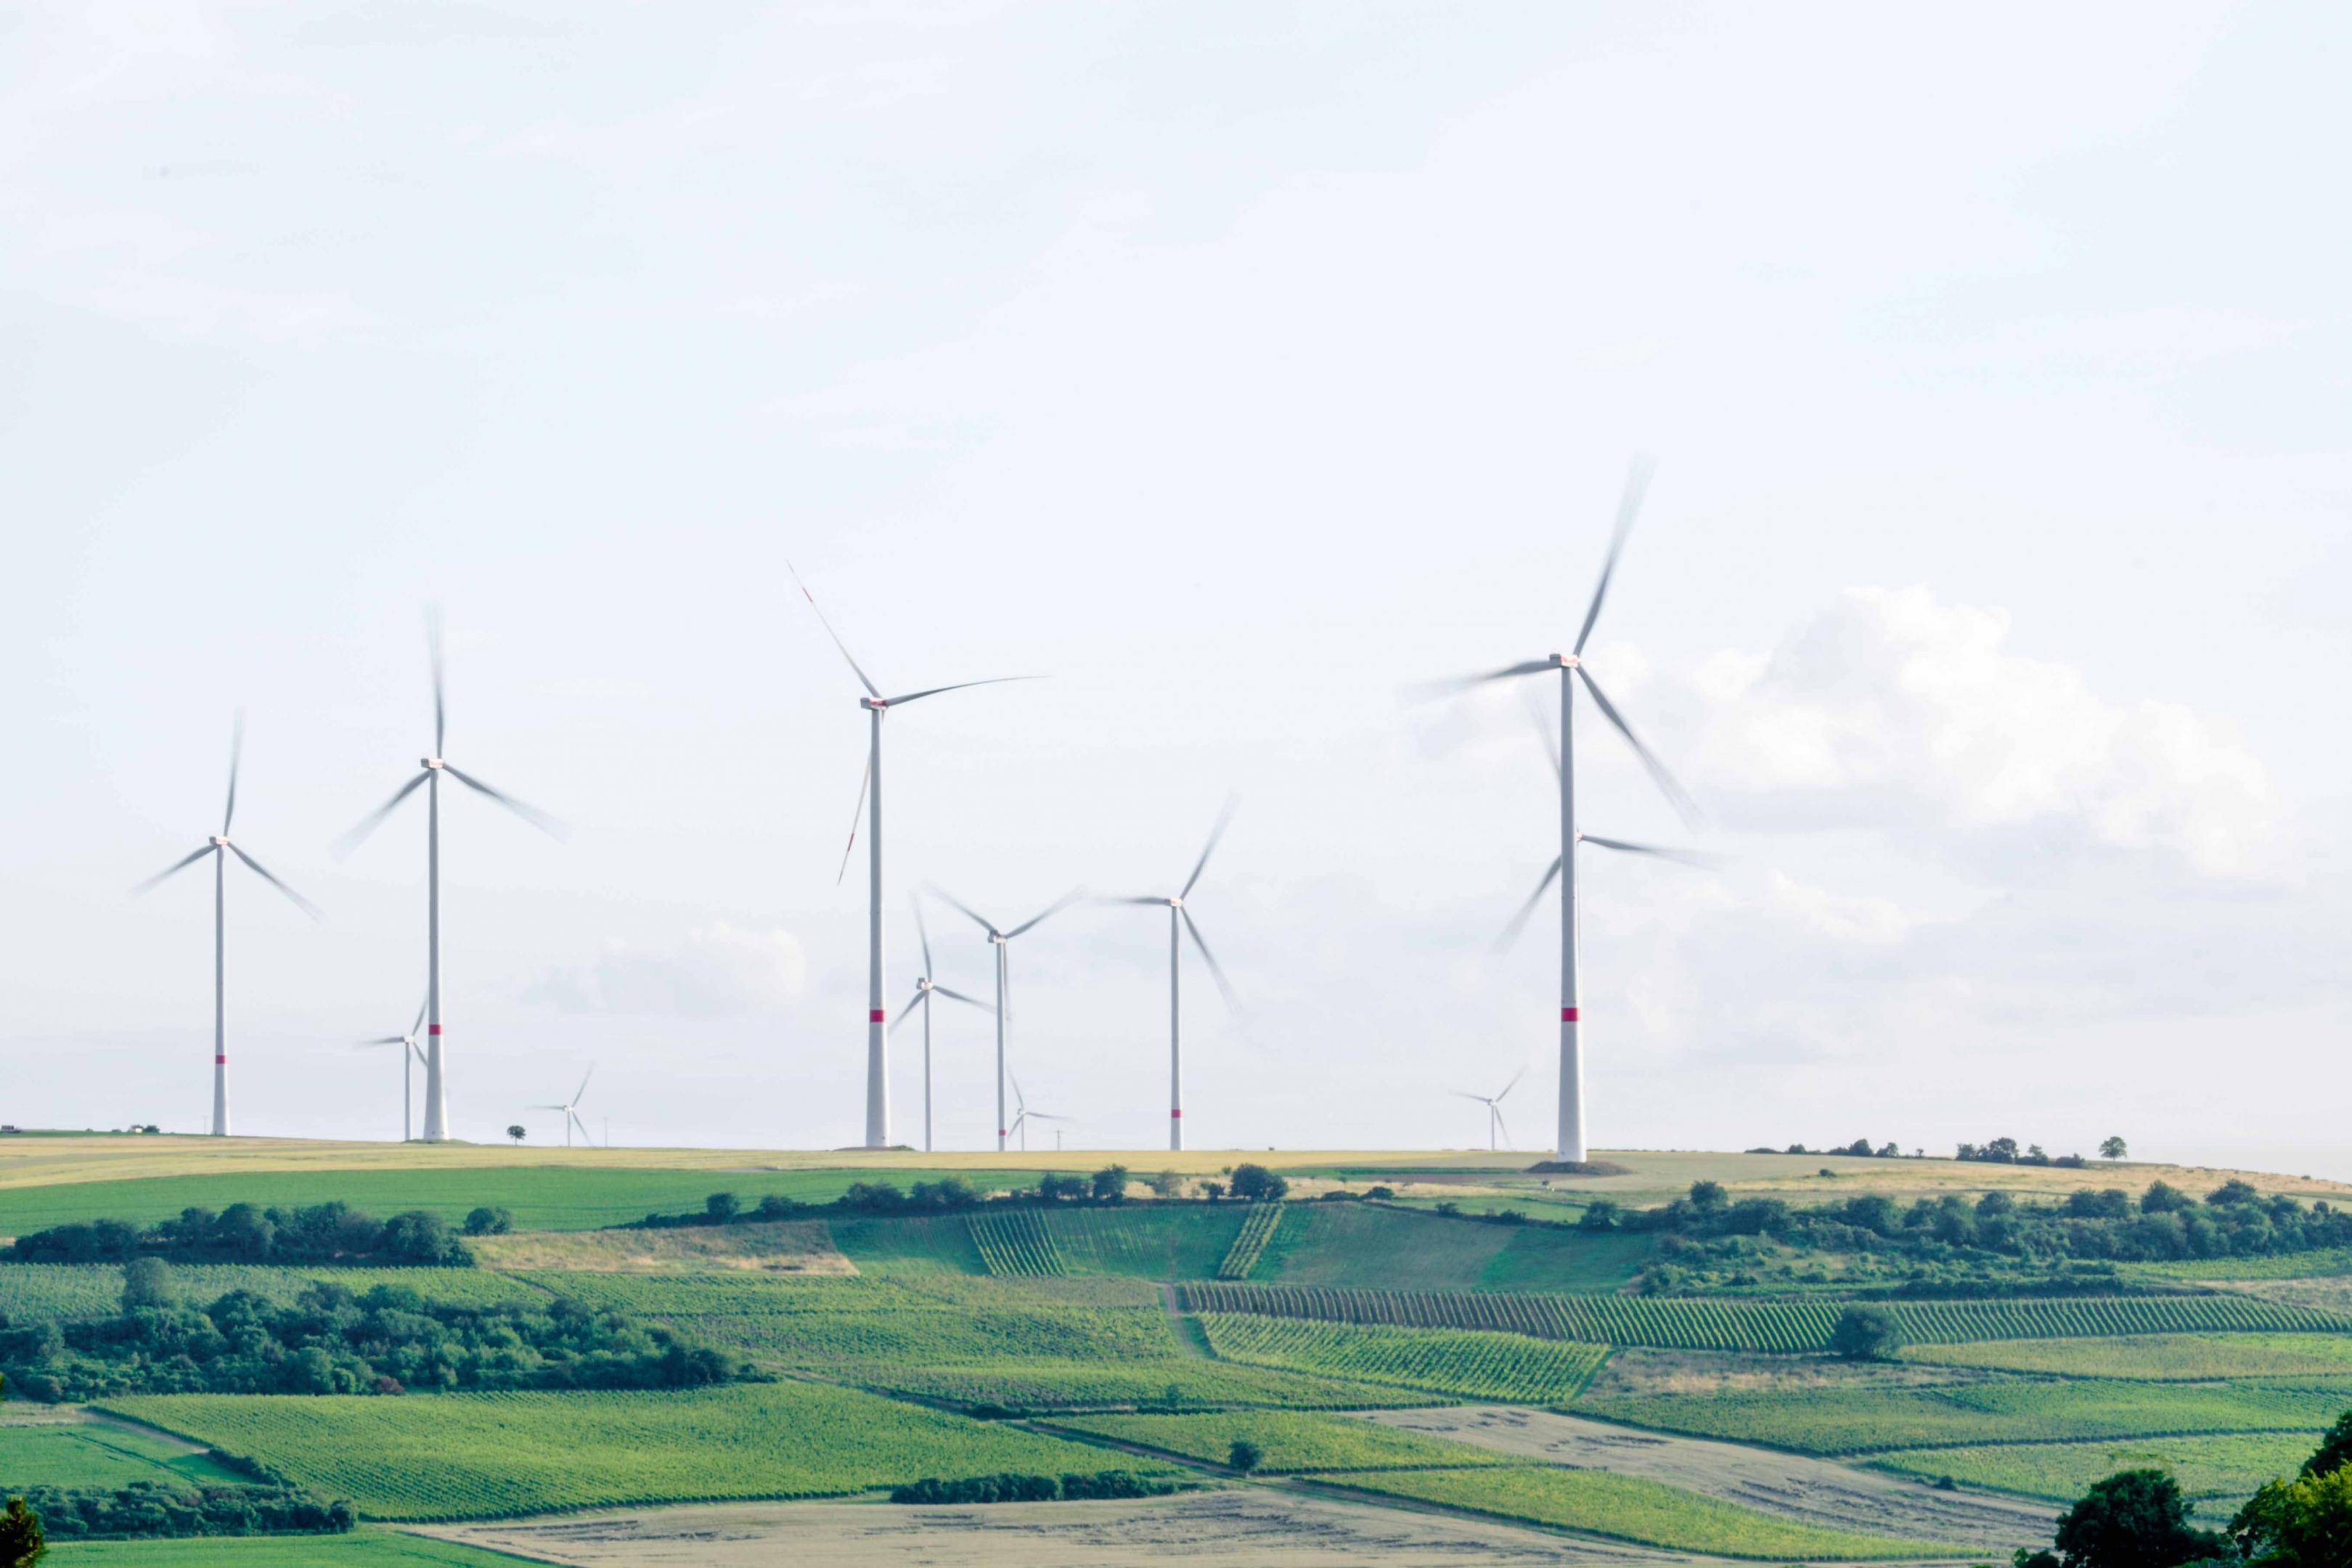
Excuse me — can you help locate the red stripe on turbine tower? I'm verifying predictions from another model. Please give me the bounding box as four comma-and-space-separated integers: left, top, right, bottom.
428, 1024, 443, 1034
869, 1008, 885, 1023
215, 1055, 226, 1064
1561, 1007, 1580, 1021
1171, 1108, 1183, 1117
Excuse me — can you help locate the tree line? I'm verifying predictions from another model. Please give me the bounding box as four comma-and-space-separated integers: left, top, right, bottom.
636, 1163, 1293, 1228
6, 1201, 473, 1267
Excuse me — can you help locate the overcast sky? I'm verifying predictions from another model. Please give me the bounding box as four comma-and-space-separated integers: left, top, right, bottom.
5, 4, 2347, 1172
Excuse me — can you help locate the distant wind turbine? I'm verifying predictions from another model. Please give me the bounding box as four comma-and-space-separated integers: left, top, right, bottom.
1105, 798, 1242, 1151
789, 564, 1034, 1151
135, 714, 321, 1136
537, 1067, 597, 1148
888, 898, 987, 1153
1006, 1071, 1069, 1153
1430, 460, 1708, 1163
339, 611, 561, 1143
931, 886, 1083, 1152
358, 997, 428, 1142
1452, 1066, 1527, 1151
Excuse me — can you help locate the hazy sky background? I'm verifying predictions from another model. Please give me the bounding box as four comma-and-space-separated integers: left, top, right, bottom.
6, 4, 2347, 1172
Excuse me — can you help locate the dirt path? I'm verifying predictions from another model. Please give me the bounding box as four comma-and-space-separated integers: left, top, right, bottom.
1162, 1282, 1213, 1357
1355, 1407, 2052, 1553
415, 1488, 1977, 1567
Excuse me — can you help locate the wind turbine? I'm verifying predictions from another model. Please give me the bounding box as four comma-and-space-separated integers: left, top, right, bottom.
930, 886, 1083, 1152
1432, 460, 1706, 1163
538, 1067, 597, 1148
134, 715, 321, 1136
1452, 1066, 1527, 1151
1006, 1071, 1069, 1153
788, 564, 1033, 1151
339, 611, 560, 1143
1106, 798, 1241, 1151
359, 997, 428, 1142
888, 898, 987, 1153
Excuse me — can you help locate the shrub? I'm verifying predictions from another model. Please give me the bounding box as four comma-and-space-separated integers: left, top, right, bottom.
1829, 1304, 1903, 1362
1228, 1165, 1289, 1203
2049, 1469, 2222, 1568
462, 1206, 513, 1236
1228, 1439, 1264, 1473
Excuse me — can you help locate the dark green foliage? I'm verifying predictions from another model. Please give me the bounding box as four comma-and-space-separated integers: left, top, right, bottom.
2049, 1469, 2225, 1568
1577, 1200, 1622, 1232
0, 1279, 742, 1400
1830, 1304, 1903, 1361
2303, 1408, 2352, 1479
1364, 1186, 1395, 1201
704, 1192, 741, 1222
1688, 1180, 1728, 1212
461, 1206, 513, 1236
119, 1257, 175, 1310
889, 1470, 1177, 1504
1228, 1165, 1289, 1202
1037, 1174, 1087, 1203
0, 1497, 38, 1568
1228, 1438, 1264, 1472
2230, 1464, 2352, 1567
7, 1202, 468, 1267
1091, 1167, 1131, 1202
18, 1481, 352, 1540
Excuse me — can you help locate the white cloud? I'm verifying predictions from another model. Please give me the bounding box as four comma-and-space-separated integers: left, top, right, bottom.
1677, 585, 2282, 878
531, 924, 807, 1018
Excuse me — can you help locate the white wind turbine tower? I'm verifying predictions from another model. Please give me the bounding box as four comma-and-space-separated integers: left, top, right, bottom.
1006, 1071, 1069, 1154
358, 997, 428, 1142
889, 899, 987, 1153
135, 715, 321, 1136
930, 887, 1083, 1152
1433, 460, 1706, 1163
538, 1067, 597, 1148
1452, 1066, 1527, 1151
340, 613, 561, 1143
789, 565, 1033, 1151
1106, 799, 1242, 1151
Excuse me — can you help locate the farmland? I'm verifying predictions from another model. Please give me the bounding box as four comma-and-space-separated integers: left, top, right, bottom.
1197, 1314, 1610, 1402
1324, 1465, 1949, 1559
1902, 1331, 2352, 1382
1217, 1201, 1283, 1278
100, 1382, 1161, 1519
0, 1410, 246, 1490
843, 1357, 1432, 1412
1048, 1409, 1520, 1471
41, 1532, 525, 1566
1868, 1430, 2323, 1503
969, 1209, 1066, 1276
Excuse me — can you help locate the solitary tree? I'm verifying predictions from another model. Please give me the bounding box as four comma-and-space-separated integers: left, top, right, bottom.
1228, 1439, 1263, 1473
506, 1124, 526, 1145
2099, 1136, 2128, 1161
462, 1206, 514, 1237
1688, 1180, 1728, 1212
1228, 1164, 1288, 1202
120, 1257, 176, 1311
1829, 1304, 1903, 1362
2051, 1469, 2222, 1568
705, 1192, 742, 1223
1147, 1170, 1185, 1199
1091, 1165, 1132, 1202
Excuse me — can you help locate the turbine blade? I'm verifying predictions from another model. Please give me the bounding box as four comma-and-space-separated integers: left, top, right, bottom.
1496, 1064, 1528, 1101
933, 986, 988, 1009
1572, 667, 1701, 828
784, 561, 881, 700
1581, 833, 1720, 869
573, 1066, 595, 1106
1520, 682, 1562, 783
336, 771, 429, 857
1101, 895, 1169, 905
913, 894, 933, 976
835, 755, 872, 886
1493, 1106, 1513, 1149
1572, 457, 1655, 657
229, 844, 323, 919
1448, 1090, 1490, 1103
412, 997, 428, 1037
359, 1036, 407, 1047
1495, 856, 1564, 952
887, 990, 926, 1034
427, 604, 446, 754
441, 765, 566, 838
222, 711, 244, 835
927, 885, 997, 936
134, 844, 216, 895
1415, 659, 1554, 701
1005, 887, 1085, 938
1180, 907, 1242, 1013
881, 675, 1039, 708
1008, 1069, 1026, 1113
1179, 795, 1239, 899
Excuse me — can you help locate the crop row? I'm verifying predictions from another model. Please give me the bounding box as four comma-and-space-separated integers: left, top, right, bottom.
969, 1211, 1066, 1277
846, 1357, 1437, 1413
1217, 1204, 1283, 1280
1198, 1313, 1609, 1402
1176, 1282, 2351, 1352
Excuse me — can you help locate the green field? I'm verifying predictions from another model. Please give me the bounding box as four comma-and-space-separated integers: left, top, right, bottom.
1198, 1314, 1610, 1402
0, 1167, 1050, 1237
1050, 1409, 1518, 1472
44, 1531, 520, 1567
1903, 1332, 2352, 1383
0, 1413, 247, 1490
970, 1209, 1066, 1276
1869, 1430, 2323, 1502
845, 1357, 1433, 1412
1217, 1203, 1283, 1278
1575, 1376, 2352, 1454
1327, 1465, 1948, 1559
1047, 1205, 1244, 1279
101, 1382, 1151, 1520
1241, 1204, 1649, 1294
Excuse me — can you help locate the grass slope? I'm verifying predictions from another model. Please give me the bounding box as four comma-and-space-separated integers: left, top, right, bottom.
1198, 1314, 1609, 1402
1245, 1204, 1644, 1294
43, 1530, 520, 1567
1049, 1410, 1519, 1472
102, 1383, 1149, 1521
1869, 1431, 2323, 1502
1329, 1466, 1948, 1559
0, 1414, 245, 1490
1903, 1332, 2352, 1383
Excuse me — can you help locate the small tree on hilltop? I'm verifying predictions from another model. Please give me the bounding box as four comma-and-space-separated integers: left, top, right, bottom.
462, 1206, 514, 1237
1830, 1304, 1902, 1362
1228, 1439, 1263, 1473
0, 1495, 42, 1568
506, 1124, 526, 1145
2099, 1136, 2128, 1161
1228, 1164, 1287, 1202
1689, 1180, 1728, 1212
1147, 1170, 1185, 1199
1091, 1165, 1131, 1202
1200, 1180, 1225, 1203
705, 1192, 742, 1224
2050, 1469, 2222, 1568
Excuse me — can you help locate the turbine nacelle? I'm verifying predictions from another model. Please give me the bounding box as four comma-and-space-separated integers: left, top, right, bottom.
208, 836, 229, 849
421, 757, 446, 769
